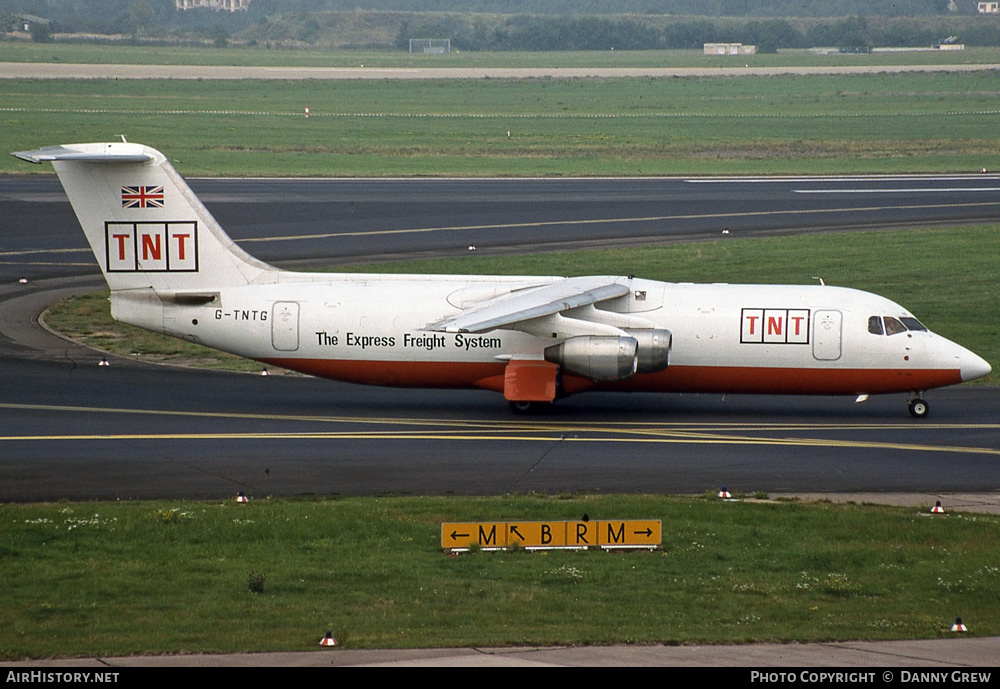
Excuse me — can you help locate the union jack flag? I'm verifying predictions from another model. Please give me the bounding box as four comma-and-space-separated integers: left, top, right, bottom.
121, 186, 165, 209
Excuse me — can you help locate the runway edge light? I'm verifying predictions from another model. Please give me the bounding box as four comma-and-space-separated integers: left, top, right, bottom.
320, 631, 338, 646
236, 491, 248, 504
718, 486, 732, 499
931, 501, 946, 514
951, 617, 967, 632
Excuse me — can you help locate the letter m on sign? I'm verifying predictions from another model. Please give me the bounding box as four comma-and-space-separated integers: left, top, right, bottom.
105, 222, 198, 272
478, 524, 498, 547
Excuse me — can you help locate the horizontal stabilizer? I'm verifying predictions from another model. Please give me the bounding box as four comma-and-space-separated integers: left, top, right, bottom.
12, 143, 154, 165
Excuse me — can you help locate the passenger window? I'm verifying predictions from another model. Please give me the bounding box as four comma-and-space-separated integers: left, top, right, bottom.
900, 317, 927, 332
884, 316, 907, 336
868, 316, 884, 335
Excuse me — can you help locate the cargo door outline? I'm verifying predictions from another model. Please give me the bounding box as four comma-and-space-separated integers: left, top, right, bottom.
272, 301, 300, 352
812, 309, 842, 361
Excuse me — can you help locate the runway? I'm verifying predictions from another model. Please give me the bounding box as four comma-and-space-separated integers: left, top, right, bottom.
4, 174, 1000, 283
1, 353, 998, 501
1, 175, 998, 502
4, 61, 1000, 81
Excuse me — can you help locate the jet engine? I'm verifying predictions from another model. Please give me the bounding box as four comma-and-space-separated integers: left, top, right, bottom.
545, 335, 638, 382
629, 328, 672, 374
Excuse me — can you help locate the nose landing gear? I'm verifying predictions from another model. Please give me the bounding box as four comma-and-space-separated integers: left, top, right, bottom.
908, 396, 929, 418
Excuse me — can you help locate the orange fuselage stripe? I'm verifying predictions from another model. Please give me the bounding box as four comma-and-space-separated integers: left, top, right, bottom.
260, 358, 963, 396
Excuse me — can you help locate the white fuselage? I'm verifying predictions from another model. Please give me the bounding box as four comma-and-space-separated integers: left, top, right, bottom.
117, 273, 987, 398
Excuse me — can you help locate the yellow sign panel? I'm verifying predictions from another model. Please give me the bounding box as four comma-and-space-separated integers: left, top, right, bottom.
441, 522, 506, 549
441, 520, 661, 550
598, 520, 661, 547
567, 520, 597, 547
507, 522, 566, 548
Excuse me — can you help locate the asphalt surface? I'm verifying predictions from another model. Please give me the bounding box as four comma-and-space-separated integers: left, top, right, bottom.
3, 175, 999, 501
2, 174, 998, 666
3, 635, 998, 667
5, 174, 1000, 284
2, 271, 998, 502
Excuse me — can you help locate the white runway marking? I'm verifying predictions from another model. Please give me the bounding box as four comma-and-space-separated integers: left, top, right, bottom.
795, 187, 1000, 194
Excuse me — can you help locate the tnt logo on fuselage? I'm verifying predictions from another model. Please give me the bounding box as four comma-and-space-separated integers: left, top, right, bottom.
741, 308, 810, 345
105, 222, 198, 272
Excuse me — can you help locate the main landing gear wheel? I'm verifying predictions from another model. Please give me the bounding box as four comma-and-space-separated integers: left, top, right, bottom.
908, 397, 929, 418
509, 401, 547, 414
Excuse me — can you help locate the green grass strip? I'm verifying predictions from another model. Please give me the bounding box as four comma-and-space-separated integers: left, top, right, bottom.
5, 70, 1000, 176
1, 494, 998, 659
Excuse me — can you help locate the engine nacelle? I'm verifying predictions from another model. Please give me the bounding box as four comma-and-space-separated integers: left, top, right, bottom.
545, 335, 639, 382
629, 328, 672, 374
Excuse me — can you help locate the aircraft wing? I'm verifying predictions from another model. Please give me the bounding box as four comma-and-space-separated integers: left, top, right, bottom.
427, 276, 630, 334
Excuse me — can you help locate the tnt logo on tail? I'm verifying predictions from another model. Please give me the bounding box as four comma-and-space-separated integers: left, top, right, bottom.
105, 221, 198, 272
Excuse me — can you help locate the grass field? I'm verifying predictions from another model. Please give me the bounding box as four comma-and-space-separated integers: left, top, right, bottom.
4, 68, 1000, 176
2, 494, 998, 659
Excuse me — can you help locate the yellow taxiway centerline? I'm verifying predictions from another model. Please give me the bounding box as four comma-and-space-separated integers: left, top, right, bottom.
1, 403, 997, 456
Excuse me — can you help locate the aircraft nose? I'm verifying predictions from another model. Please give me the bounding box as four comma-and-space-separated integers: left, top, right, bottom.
960, 350, 992, 383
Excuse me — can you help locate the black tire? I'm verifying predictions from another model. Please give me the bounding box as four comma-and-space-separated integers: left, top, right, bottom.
509, 401, 538, 414
908, 398, 929, 418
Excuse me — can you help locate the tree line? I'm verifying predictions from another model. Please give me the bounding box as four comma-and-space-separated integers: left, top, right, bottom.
3, 0, 999, 49
239, 0, 960, 16
398, 15, 1000, 52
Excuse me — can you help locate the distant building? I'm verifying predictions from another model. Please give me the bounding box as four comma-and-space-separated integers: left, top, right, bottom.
704, 43, 756, 56
12, 14, 51, 32
950, 0, 1000, 11
409, 39, 451, 54
176, 0, 252, 11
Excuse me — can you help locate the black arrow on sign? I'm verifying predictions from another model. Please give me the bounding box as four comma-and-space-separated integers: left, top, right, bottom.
510, 526, 525, 540
450, 531, 470, 541
633, 528, 653, 537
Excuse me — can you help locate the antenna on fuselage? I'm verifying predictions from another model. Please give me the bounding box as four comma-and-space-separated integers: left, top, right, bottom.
812, 277, 825, 286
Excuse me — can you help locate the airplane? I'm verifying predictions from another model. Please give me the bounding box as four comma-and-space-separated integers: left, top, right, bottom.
13, 142, 991, 417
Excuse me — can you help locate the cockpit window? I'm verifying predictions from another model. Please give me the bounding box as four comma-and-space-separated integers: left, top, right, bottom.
870, 315, 928, 336
884, 316, 907, 336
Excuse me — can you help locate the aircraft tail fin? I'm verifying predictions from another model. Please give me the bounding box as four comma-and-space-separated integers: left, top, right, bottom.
13, 143, 275, 294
